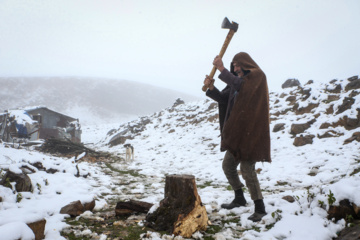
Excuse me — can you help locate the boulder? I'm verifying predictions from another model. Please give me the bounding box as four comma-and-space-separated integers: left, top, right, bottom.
294, 103, 319, 115
172, 98, 185, 108
60, 200, 85, 217
293, 135, 315, 146
285, 95, 297, 105
347, 75, 359, 82
326, 95, 340, 103
336, 97, 355, 114
354, 203, 360, 217
301, 89, 312, 100
290, 121, 314, 135
282, 195, 295, 203
334, 221, 360, 240
27, 219, 46, 240
344, 132, 360, 144
327, 84, 342, 93
318, 130, 343, 139
31, 162, 45, 171
108, 133, 133, 147
305, 80, 314, 85
328, 199, 356, 222
84, 199, 96, 212
0, 170, 32, 192
345, 78, 360, 91
207, 102, 218, 111
282, 79, 301, 89
273, 123, 285, 132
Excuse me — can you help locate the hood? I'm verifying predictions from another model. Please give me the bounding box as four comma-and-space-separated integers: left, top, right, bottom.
232, 52, 260, 72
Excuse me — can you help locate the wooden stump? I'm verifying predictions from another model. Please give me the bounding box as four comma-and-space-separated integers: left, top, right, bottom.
146, 174, 208, 238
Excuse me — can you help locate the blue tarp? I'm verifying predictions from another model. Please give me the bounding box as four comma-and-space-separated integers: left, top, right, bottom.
15, 123, 28, 138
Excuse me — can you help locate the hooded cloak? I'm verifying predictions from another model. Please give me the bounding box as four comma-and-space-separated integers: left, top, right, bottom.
220, 52, 271, 163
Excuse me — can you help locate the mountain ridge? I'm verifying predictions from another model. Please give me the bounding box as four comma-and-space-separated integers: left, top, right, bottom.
0, 77, 199, 124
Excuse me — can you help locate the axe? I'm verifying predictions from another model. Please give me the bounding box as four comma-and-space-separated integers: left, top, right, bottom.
202, 17, 239, 92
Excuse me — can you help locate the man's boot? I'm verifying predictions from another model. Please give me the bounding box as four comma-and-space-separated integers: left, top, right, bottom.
248, 199, 266, 222
221, 188, 247, 209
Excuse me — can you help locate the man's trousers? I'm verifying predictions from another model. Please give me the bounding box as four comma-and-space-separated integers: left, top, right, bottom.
222, 151, 263, 200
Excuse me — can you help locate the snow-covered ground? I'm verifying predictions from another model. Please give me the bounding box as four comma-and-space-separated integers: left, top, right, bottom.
1, 80, 360, 239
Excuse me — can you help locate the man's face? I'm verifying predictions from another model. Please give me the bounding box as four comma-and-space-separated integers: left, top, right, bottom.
233, 63, 244, 77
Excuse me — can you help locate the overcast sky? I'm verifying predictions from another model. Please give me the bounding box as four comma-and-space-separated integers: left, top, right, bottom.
0, 0, 359, 97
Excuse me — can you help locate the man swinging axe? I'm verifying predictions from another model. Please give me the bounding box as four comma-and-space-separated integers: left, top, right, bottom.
203, 17, 271, 222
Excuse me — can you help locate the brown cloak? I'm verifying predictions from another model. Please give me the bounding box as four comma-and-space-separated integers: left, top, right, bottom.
221, 52, 271, 163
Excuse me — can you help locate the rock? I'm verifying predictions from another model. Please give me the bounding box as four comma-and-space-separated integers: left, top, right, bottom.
27, 219, 46, 240
282, 195, 295, 203
345, 79, 360, 91
320, 122, 331, 129
172, 98, 185, 108
327, 84, 342, 93
108, 133, 133, 147
349, 90, 360, 98
273, 123, 285, 132
293, 135, 315, 146
334, 220, 360, 240
46, 168, 58, 174
318, 130, 343, 139
305, 80, 314, 85
300, 87, 312, 100
294, 103, 319, 115
282, 79, 301, 89
326, 105, 334, 114
347, 75, 359, 82
31, 162, 45, 171
327, 95, 340, 103
290, 122, 312, 135
344, 132, 360, 144
279, 93, 287, 98
336, 97, 355, 114
84, 199, 96, 212
60, 200, 85, 217
354, 203, 360, 217
285, 95, 297, 105
346, 118, 359, 128
107, 128, 117, 136
0, 170, 33, 192
328, 199, 356, 222
207, 102, 218, 111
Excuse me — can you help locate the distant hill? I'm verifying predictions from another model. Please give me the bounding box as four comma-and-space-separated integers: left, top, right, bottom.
0, 77, 199, 124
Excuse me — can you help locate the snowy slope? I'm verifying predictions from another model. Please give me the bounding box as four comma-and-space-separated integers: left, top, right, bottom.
96, 79, 360, 239
1, 78, 360, 239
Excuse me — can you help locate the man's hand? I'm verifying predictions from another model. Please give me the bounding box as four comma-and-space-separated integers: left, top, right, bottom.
213, 55, 225, 72
204, 75, 215, 91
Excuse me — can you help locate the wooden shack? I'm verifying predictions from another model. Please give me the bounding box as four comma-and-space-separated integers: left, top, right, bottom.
0, 107, 81, 143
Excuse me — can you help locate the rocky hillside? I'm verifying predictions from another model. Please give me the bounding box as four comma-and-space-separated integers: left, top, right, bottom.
91, 75, 360, 239
102, 75, 360, 149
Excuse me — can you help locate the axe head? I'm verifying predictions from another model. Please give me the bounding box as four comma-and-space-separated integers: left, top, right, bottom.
221, 17, 238, 32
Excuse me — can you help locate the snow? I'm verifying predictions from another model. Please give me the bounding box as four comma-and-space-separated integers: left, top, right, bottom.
1, 80, 360, 239
0, 221, 35, 240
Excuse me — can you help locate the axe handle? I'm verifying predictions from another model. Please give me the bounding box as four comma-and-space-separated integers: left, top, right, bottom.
202, 29, 236, 92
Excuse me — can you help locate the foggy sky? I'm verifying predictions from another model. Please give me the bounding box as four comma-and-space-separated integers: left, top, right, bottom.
0, 0, 359, 97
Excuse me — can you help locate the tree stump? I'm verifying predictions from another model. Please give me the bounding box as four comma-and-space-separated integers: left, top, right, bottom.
145, 174, 208, 238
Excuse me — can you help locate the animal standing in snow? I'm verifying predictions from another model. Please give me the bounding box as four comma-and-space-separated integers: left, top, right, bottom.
124, 144, 134, 161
